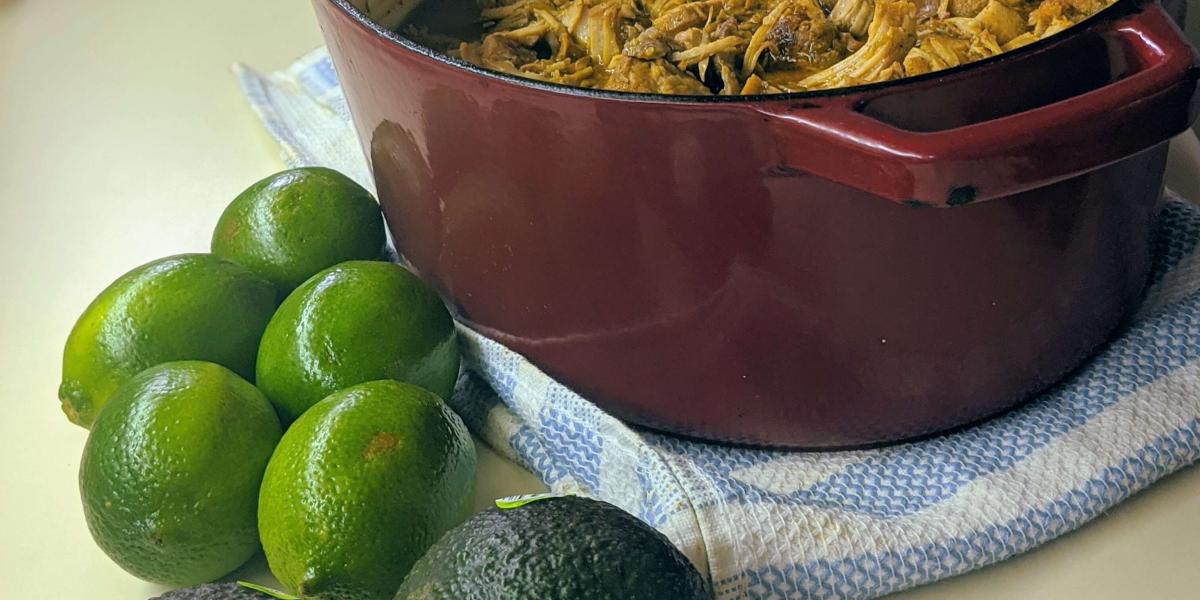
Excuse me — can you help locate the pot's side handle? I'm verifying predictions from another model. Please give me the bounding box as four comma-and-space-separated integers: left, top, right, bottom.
761, 2, 1200, 206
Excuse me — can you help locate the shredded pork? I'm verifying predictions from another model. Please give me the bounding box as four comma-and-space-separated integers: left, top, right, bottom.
435, 0, 1115, 94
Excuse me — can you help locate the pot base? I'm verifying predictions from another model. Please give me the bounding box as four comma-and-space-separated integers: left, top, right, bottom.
454, 147, 1165, 448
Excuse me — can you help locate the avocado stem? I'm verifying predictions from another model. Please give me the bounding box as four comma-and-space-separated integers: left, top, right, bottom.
236, 580, 302, 600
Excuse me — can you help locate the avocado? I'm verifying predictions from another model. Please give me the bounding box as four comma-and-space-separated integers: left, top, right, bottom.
150, 583, 272, 599
395, 495, 713, 600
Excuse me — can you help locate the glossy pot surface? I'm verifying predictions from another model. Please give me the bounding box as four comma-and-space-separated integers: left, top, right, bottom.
314, 0, 1200, 446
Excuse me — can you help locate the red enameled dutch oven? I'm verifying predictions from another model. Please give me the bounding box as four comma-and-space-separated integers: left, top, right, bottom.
313, 0, 1200, 448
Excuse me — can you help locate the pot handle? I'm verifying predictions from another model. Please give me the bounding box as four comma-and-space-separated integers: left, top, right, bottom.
761, 1, 1200, 206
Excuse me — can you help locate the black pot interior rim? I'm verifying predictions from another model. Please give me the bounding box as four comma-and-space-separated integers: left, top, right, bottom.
325, 0, 1138, 104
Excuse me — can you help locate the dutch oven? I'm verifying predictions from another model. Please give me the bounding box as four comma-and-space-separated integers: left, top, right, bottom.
312, 0, 1200, 447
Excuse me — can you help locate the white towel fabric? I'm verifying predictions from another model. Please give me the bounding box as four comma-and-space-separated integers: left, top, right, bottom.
236, 49, 1200, 599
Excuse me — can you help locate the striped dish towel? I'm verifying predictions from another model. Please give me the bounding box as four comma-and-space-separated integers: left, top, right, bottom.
235, 49, 1200, 599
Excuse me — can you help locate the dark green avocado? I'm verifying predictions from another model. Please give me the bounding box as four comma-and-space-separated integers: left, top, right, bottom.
150, 583, 270, 599
395, 495, 713, 600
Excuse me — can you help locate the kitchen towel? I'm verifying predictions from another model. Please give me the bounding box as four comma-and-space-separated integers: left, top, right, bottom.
236, 49, 1200, 599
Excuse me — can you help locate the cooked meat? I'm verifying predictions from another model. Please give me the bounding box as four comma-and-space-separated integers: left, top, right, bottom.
604, 55, 713, 92
671, 33, 745, 70
830, 0, 874, 38
944, 0, 989, 17
902, 28, 998, 74
741, 73, 789, 93
445, 0, 1114, 93
652, 1, 713, 35
623, 27, 672, 58
997, 0, 1098, 50
974, 0, 1027, 44
476, 34, 539, 73
799, 0, 916, 89
571, 1, 632, 65
741, 0, 831, 78
902, 0, 1026, 76
714, 53, 742, 93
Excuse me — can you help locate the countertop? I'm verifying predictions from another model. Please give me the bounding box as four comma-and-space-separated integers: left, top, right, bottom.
2, 0, 1199, 598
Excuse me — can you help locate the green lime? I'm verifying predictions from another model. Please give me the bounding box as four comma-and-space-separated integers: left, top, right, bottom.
255, 260, 459, 423
211, 167, 386, 294
396, 495, 713, 599
79, 361, 283, 586
59, 253, 278, 428
258, 379, 476, 599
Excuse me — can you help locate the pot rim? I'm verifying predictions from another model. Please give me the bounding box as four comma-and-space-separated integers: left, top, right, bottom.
325, 0, 1136, 103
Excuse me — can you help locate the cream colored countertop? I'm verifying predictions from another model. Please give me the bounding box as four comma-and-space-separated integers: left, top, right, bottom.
2, 1, 1200, 598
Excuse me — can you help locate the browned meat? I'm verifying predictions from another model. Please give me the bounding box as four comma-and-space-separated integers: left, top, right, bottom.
623, 27, 672, 59
440, 0, 1114, 94
741, 73, 789, 93
945, 0, 989, 17
477, 35, 539, 73
902, 0, 1027, 75
714, 53, 741, 94
652, 2, 712, 35
571, 1, 631, 65
975, 0, 1027, 43
742, 0, 827, 78
830, 0, 874, 37
603, 55, 713, 93
671, 35, 744, 68
799, 0, 916, 89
